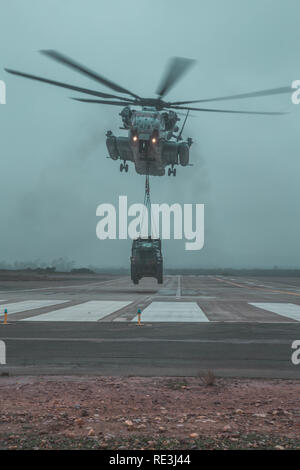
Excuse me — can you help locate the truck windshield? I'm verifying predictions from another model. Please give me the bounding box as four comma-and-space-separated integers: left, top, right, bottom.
140, 242, 153, 248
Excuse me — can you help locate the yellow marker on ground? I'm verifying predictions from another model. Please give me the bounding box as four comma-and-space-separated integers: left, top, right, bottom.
137, 308, 142, 326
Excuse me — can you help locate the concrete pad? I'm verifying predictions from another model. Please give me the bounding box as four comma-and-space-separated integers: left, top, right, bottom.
250, 303, 300, 321
0, 300, 68, 315
131, 301, 209, 322
23, 300, 132, 322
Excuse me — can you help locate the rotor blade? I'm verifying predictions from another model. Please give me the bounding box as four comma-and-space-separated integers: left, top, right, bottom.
170, 86, 292, 106
177, 110, 189, 141
41, 50, 140, 99
5, 68, 135, 102
170, 105, 286, 115
176, 111, 197, 117
71, 98, 136, 106
156, 57, 195, 98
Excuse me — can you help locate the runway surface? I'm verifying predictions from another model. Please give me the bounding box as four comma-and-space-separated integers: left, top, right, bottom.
0, 274, 300, 377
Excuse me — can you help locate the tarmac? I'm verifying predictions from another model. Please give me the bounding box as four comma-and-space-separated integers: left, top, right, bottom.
0, 274, 300, 378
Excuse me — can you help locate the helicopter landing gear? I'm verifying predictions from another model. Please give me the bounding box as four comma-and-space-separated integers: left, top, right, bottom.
120, 161, 129, 173
168, 166, 176, 177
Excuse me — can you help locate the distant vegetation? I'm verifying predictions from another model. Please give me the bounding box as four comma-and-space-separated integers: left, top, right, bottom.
0, 260, 299, 276
71, 268, 95, 274
0, 257, 95, 274
165, 268, 300, 276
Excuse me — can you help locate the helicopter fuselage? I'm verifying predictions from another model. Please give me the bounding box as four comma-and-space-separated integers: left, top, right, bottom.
106, 106, 192, 176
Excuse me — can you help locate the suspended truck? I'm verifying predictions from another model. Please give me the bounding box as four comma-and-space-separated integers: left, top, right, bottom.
130, 237, 163, 285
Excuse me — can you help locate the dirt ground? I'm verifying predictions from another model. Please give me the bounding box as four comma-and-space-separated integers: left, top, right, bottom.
0, 374, 299, 450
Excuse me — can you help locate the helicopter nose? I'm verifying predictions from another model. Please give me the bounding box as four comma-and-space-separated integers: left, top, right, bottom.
138, 132, 151, 140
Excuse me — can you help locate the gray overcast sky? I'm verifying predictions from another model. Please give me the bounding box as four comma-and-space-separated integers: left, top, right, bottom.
0, 0, 299, 269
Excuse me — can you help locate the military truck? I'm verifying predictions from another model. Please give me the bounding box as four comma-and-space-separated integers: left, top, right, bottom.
130, 237, 163, 284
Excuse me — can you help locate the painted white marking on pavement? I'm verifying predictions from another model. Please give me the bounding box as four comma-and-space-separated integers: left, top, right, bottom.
176, 275, 181, 299
250, 303, 300, 321
131, 301, 209, 322
0, 300, 68, 315
23, 300, 132, 322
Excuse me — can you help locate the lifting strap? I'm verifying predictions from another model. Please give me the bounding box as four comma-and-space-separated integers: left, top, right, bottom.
140, 172, 158, 238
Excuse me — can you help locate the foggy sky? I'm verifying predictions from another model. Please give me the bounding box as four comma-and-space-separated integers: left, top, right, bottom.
0, 0, 300, 269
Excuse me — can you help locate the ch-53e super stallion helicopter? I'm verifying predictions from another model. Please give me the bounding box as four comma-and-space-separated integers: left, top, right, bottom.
5, 50, 291, 176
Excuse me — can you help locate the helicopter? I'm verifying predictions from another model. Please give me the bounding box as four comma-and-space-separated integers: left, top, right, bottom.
5, 50, 291, 177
